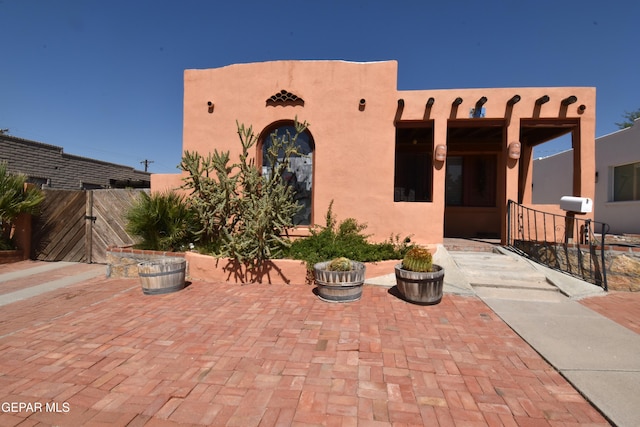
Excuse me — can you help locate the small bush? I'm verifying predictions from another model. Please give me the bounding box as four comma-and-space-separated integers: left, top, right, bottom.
285, 201, 412, 271
125, 191, 197, 252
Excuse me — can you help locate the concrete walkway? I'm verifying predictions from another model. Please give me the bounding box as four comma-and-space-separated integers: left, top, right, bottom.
0, 261, 105, 307
448, 247, 640, 427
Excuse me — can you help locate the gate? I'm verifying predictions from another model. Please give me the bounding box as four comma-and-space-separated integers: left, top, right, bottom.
31, 190, 86, 262
506, 200, 609, 290
32, 189, 145, 263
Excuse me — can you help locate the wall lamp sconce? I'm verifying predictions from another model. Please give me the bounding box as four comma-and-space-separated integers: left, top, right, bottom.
578, 104, 586, 113
562, 96, 577, 106
453, 97, 463, 106
207, 101, 214, 113
508, 141, 521, 160
359, 98, 366, 111
434, 145, 447, 162
426, 97, 435, 107
507, 95, 521, 105
535, 95, 550, 105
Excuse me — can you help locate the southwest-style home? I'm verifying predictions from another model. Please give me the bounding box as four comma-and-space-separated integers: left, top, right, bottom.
152, 60, 596, 245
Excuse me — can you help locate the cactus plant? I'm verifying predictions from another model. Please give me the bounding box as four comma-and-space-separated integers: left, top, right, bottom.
327, 257, 353, 272
401, 246, 433, 272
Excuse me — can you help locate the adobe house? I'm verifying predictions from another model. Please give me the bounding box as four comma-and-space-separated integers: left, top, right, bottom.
152, 60, 596, 245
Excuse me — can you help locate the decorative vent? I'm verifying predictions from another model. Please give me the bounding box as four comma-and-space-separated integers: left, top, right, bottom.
266, 90, 304, 107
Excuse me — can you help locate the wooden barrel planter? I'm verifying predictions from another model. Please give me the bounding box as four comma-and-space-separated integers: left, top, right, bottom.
395, 263, 444, 305
138, 257, 186, 295
314, 260, 365, 302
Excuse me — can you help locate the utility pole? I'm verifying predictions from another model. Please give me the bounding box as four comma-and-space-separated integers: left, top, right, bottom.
140, 159, 154, 172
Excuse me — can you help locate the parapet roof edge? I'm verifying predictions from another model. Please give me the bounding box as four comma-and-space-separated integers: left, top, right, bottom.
597, 117, 639, 140
186, 59, 396, 71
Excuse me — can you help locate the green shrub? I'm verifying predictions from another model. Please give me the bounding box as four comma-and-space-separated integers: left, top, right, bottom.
286, 201, 412, 270
125, 191, 197, 252
0, 162, 44, 249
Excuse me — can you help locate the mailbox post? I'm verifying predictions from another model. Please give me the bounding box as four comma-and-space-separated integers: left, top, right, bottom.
560, 196, 592, 214
559, 196, 592, 244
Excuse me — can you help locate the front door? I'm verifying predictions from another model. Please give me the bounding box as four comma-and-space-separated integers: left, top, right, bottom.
444, 154, 500, 238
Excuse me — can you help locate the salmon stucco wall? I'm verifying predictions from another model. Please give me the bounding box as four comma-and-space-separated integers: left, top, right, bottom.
151, 173, 183, 194
153, 60, 596, 246
178, 60, 444, 244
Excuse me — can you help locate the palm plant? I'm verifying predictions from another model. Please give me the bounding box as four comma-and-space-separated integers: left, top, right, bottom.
0, 162, 44, 250
125, 190, 197, 252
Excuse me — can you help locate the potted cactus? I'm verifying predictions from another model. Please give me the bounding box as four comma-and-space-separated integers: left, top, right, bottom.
394, 246, 444, 305
314, 257, 366, 302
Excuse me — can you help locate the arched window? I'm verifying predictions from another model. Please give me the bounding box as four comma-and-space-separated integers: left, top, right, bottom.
259, 121, 314, 226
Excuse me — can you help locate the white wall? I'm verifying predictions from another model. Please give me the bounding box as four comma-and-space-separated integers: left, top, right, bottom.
594, 119, 640, 234
533, 118, 640, 234
532, 149, 573, 204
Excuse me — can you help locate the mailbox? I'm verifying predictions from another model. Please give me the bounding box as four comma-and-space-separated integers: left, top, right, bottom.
560, 196, 592, 213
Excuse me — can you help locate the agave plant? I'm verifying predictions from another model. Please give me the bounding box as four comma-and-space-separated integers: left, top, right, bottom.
0, 162, 44, 249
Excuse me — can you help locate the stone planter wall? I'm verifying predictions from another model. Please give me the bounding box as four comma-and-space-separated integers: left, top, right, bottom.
106, 246, 186, 278
107, 246, 400, 286
512, 239, 640, 291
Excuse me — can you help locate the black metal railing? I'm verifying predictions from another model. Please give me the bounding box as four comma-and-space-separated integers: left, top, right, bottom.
506, 200, 609, 290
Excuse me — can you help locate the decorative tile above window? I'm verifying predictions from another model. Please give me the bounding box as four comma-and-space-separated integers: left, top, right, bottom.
266, 90, 304, 107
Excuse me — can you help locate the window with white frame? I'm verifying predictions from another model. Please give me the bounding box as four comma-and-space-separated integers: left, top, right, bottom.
613, 161, 640, 201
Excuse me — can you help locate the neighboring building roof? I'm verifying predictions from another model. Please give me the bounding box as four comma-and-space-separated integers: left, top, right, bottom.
0, 134, 151, 190
596, 117, 639, 140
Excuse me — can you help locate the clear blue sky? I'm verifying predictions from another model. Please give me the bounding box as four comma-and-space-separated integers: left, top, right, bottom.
1, 0, 637, 173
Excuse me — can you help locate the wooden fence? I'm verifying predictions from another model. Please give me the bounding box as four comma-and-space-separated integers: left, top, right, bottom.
32, 189, 145, 263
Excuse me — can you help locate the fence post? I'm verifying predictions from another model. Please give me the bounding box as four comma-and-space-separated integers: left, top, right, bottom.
507, 200, 512, 246
564, 213, 575, 244
601, 222, 608, 291
85, 191, 93, 263
582, 219, 590, 245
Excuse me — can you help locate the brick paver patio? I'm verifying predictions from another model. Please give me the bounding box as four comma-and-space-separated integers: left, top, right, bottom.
580, 290, 640, 336
0, 268, 611, 426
